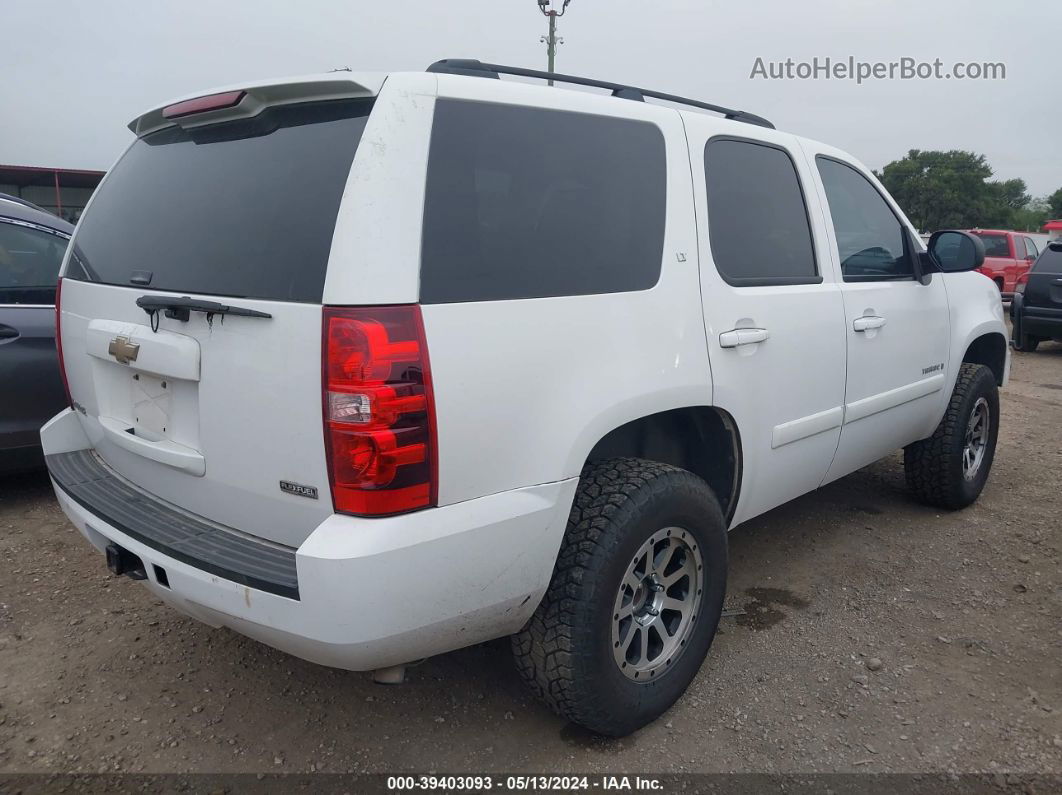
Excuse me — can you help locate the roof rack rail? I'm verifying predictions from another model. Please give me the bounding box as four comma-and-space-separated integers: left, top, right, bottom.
426, 59, 775, 130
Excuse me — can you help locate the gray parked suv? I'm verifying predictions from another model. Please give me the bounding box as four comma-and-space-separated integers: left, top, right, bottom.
0, 194, 72, 473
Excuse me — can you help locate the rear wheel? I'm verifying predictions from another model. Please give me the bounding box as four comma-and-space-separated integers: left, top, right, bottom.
904, 363, 999, 510
512, 458, 727, 736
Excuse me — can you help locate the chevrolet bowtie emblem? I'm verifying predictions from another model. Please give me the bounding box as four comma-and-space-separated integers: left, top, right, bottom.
107, 335, 140, 365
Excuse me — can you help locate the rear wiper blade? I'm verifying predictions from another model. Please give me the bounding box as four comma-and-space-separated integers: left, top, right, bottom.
136, 295, 272, 325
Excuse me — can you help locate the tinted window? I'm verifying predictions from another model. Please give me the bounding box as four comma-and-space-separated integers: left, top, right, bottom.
420, 100, 666, 303
68, 99, 372, 303
817, 157, 914, 281
704, 139, 818, 285
0, 220, 68, 304
1024, 237, 1038, 258
1032, 246, 1062, 273
975, 234, 1010, 258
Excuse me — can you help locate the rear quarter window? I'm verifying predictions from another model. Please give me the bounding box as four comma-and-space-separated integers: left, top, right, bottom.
420, 100, 667, 303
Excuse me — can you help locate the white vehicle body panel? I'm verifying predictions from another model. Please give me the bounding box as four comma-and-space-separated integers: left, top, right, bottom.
797, 141, 953, 483
682, 116, 847, 525
57, 280, 332, 547
426, 74, 710, 505
46, 405, 577, 671
43, 67, 1009, 672
940, 270, 1011, 388
322, 73, 436, 306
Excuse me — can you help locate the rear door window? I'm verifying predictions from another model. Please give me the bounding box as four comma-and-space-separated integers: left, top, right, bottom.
1024, 237, 1039, 258
67, 99, 373, 303
420, 100, 667, 303
0, 219, 68, 304
704, 138, 819, 285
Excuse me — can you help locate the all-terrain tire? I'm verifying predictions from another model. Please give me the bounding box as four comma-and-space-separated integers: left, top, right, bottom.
903, 363, 999, 510
512, 457, 727, 736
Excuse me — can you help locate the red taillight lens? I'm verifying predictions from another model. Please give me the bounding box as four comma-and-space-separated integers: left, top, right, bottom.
322, 306, 437, 516
55, 277, 72, 407
163, 90, 246, 119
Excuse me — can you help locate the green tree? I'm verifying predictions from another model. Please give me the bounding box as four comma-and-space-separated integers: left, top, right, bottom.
1047, 187, 1062, 219
877, 150, 993, 232
983, 178, 1032, 228
876, 150, 1032, 232
1011, 196, 1050, 233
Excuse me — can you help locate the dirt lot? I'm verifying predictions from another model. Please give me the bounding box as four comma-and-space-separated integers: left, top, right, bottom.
1, 342, 1060, 780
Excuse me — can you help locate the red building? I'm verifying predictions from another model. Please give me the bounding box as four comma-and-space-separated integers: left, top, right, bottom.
1043, 219, 1062, 242
0, 164, 105, 224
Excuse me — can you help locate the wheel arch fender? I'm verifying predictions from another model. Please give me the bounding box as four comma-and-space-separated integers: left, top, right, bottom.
960, 329, 1008, 387
565, 398, 743, 525
942, 273, 1010, 395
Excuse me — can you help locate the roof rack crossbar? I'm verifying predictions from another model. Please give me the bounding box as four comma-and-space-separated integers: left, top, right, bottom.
427, 59, 774, 129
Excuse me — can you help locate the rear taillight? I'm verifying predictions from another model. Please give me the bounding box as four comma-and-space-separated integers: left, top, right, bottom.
322, 306, 437, 516
1015, 274, 1028, 295
55, 277, 72, 407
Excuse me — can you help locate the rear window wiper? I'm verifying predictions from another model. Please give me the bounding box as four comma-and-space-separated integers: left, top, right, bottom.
136, 295, 272, 330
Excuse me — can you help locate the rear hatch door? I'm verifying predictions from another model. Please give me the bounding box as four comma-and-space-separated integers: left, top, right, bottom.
59, 86, 376, 547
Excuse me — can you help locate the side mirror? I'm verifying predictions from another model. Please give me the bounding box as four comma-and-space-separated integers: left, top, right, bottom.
925, 230, 986, 273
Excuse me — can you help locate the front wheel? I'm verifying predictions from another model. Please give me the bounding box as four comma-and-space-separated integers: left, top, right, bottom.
904, 363, 999, 510
512, 458, 727, 736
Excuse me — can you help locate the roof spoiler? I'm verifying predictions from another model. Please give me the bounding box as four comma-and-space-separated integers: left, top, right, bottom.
128, 74, 385, 138
427, 59, 775, 129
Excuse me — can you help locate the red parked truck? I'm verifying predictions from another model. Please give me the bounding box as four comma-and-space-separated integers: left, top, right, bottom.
968, 229, 1040, 298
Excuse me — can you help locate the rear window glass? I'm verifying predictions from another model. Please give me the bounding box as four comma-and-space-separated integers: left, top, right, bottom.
68, 99, 372, 303
0, 220, 68, 304
974, 234, 1010, 258
1032, 246, 1062, 273
420, 100, 666, 303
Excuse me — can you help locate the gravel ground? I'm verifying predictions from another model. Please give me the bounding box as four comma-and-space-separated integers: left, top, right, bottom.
0, 341, 1059, 779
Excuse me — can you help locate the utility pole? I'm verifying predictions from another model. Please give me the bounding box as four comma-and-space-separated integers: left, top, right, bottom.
537, 0, 571, 85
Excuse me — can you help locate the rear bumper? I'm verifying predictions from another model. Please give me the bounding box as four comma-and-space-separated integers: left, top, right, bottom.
1014, 294, 1062, 340
0, 443, 45, 475
43, 409, 576, 671
1021, 313, 1062, 339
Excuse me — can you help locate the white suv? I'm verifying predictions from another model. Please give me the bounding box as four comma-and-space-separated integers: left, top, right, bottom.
42, 60, 1008, 736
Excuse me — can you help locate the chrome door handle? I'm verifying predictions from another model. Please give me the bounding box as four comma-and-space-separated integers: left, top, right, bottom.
719, 327, 769, 348
853, 315, 886, 332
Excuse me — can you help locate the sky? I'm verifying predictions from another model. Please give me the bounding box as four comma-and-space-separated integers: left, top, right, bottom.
2, 0, 1059, 196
